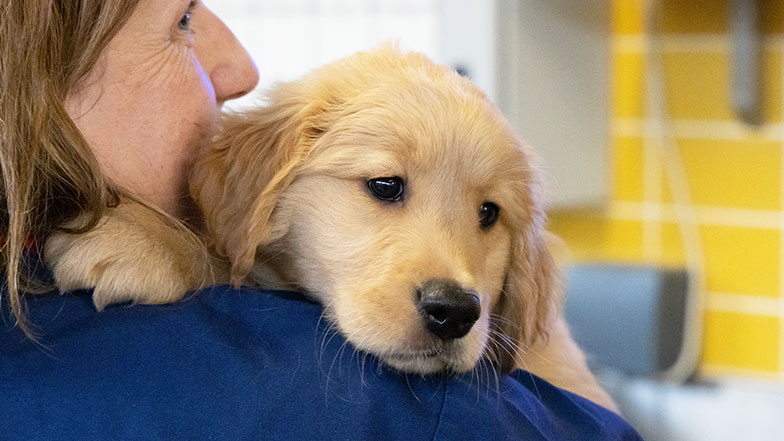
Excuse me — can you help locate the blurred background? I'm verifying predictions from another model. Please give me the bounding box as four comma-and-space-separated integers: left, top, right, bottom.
211, 1, 784, 439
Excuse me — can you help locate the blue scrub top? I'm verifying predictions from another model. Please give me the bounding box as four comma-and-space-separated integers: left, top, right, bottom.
0, 286, 643, 440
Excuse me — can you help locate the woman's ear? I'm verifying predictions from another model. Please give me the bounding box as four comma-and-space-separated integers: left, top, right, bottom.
191, 84, 326, 285
492, 220, 561, 373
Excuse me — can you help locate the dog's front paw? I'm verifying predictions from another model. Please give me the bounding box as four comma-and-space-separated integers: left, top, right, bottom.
44, 205, 213, 310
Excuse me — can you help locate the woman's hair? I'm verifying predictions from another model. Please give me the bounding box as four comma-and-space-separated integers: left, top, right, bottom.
0, 0, 142, 334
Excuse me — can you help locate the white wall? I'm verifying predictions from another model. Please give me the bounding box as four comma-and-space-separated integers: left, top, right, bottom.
210, 0, 610, 208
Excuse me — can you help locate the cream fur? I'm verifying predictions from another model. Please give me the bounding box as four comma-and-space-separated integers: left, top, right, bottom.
192, 46, 556, 374
44, 45, 617, 411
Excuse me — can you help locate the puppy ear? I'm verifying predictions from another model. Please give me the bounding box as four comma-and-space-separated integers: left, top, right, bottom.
492, 217, 561, 373
191, 85, 327, 285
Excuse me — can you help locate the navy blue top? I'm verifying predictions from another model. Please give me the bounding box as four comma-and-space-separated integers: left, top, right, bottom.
1, 286, 643, 440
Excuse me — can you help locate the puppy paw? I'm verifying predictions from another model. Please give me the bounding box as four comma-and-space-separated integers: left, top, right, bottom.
44, 204, 213, 310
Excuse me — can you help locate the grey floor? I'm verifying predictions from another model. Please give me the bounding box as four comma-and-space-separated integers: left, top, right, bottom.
603, 374, 784, 441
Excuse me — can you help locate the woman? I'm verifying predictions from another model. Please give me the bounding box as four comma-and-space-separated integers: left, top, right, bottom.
1, 0, 257, 329
1, 1, 640, 439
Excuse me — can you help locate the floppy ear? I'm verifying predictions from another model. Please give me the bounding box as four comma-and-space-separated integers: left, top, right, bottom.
494, 229, 561, 372
491, 203, 561, 373
190, 84, 331, 285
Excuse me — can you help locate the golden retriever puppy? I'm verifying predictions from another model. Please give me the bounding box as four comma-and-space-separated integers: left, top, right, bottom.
45, 46, 615, 408
190, 46, 557, 374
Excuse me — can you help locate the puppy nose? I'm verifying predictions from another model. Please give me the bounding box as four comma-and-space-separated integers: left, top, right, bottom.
416, 279, 480, 340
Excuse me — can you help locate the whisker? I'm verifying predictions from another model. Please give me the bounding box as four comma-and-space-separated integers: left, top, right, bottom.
404, 373, 421, 402
483, 337, 505, 396
488, 313, 522, 331
317, 322, 342, 372
472, 361, 482, 401
359, 351, 370, 387
323, 337, 351, 402
489, 331, 544, 403
487, 330, 534, 380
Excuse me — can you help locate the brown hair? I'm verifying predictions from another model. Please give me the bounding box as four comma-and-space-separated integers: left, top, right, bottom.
0, 0, 142, 333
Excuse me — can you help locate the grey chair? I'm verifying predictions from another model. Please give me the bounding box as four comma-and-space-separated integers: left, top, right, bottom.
563, 264, 699, 381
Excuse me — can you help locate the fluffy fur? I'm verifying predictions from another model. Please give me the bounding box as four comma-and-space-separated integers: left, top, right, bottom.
190, 46, 559, 374
45, 46, 615, 408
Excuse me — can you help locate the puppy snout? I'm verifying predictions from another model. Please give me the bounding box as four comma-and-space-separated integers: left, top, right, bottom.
416, 279, 480, 341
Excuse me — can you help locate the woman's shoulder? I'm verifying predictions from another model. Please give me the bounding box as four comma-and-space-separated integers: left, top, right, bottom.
0, 286, 642, 441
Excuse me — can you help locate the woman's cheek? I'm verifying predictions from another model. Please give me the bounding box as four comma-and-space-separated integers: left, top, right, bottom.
136, 46, 218, 147
103, 47, 219, 213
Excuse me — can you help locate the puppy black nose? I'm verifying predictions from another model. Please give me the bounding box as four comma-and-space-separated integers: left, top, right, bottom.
417, 279, 480, 341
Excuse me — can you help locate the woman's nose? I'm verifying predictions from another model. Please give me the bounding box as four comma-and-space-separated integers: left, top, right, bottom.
198, 8, 260, 104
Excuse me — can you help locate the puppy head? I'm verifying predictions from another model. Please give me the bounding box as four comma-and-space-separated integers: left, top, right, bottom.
192, 46, 558, 374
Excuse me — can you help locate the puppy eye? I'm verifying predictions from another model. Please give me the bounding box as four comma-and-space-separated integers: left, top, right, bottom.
479, 202, 499, 229
367, 177, 404, 202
